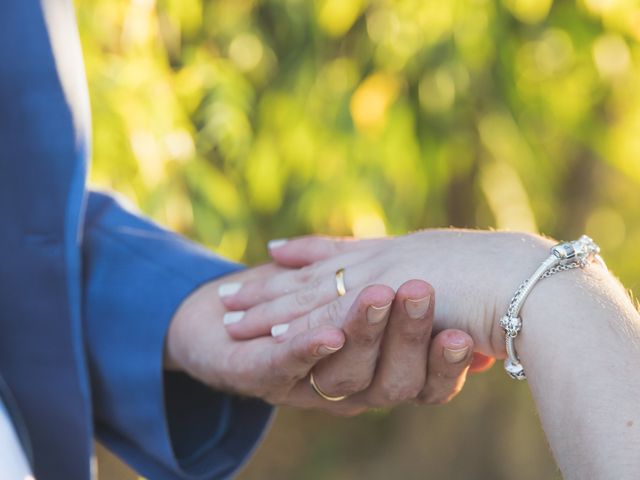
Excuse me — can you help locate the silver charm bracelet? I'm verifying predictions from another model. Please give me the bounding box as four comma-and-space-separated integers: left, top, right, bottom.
500, 235, 603, 380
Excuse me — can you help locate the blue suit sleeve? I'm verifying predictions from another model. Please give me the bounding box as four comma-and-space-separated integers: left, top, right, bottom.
82, 191, 273, 479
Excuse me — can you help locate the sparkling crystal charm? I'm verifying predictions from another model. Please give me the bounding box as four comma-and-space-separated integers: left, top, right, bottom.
552, 235, 600, 266
499, 315, 522, 338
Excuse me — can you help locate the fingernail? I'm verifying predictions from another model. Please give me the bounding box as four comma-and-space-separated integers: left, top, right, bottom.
404, 295, 431, 320
271, 323, 290, 337
367, 302, 392, 324
218, 282, 241, 298
268, 239, 287, 250
316, 344, 344, 355
223, 312, 245, 325
444, 346, 470, 364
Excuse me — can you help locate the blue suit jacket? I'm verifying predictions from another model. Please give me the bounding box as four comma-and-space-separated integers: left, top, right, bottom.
0, 1, 271, 478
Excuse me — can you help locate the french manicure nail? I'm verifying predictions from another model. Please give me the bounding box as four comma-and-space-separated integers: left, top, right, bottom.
218, 282, 241, 298
316, 344, 344, 355
223, 312, 245, 325
367, 302, 392, 324
271, 323, 290, 337
444, 346, 470, 364
268, 239, 287, 250
404, 295, 431, 320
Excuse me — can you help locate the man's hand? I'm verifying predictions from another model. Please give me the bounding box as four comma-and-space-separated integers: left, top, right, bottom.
166, 263, 482, 415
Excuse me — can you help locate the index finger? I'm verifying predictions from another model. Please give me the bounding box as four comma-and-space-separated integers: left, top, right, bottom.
268, 236, 386, 267
280, 285, 395, 398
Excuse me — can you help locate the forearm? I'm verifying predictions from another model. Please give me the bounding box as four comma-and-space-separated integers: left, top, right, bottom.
516, 263, 640, 478
409, 230, 640, 475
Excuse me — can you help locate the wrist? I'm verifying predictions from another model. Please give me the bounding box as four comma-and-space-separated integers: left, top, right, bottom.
409, 230, 554, 358
165, 295, 194, 373
515, 257, 615, 370
165, 280, 227, 386
487, 232, 557, 359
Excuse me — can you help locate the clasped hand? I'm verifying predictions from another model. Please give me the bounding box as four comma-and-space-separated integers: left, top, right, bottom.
166, 230, 554, 416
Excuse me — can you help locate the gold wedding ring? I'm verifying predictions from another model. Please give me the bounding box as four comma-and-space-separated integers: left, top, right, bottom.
309, 372, 347, 402
335, 268, 346, 297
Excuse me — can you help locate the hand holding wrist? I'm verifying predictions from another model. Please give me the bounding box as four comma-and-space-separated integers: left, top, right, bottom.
230, 231, 640, 478
220, 229, 554, 358
400, 230, 555, 357
166, 263, 477, 415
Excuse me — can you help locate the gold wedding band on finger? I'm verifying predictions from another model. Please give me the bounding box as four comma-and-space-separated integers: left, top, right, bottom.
309, 372, 347, 402
335, 268, 347, 297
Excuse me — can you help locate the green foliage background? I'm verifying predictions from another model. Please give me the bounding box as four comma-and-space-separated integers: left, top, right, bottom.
77, 0, 640, 478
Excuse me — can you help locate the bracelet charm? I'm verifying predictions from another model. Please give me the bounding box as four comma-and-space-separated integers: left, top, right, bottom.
500, 235, 602, 380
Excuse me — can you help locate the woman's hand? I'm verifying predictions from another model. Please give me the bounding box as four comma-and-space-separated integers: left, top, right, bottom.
220, 230, 554, 358
166, 264, 480, 415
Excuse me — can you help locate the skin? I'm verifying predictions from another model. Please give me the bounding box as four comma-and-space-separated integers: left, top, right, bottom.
221, 230, 554, 357
165, 263, 487, 417
222, 230, 640, 478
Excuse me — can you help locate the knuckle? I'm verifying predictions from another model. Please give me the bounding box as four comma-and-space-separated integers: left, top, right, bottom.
263, 276, 280, 297
270, 366, 293, 387
378, 390, 411, 406
306, 309, 323, 330
375, 382, 423, 406
291, 344, 314, 365
248, 303, 267, 322
327, 378, 369, 397
303, 342, 325, 365
267, 353, 294, 387
326, 300, 344, 326
295, 287, 316, 307
295, 265, 316, 284
399, 330, 430, 347
352, 331, 381, 347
